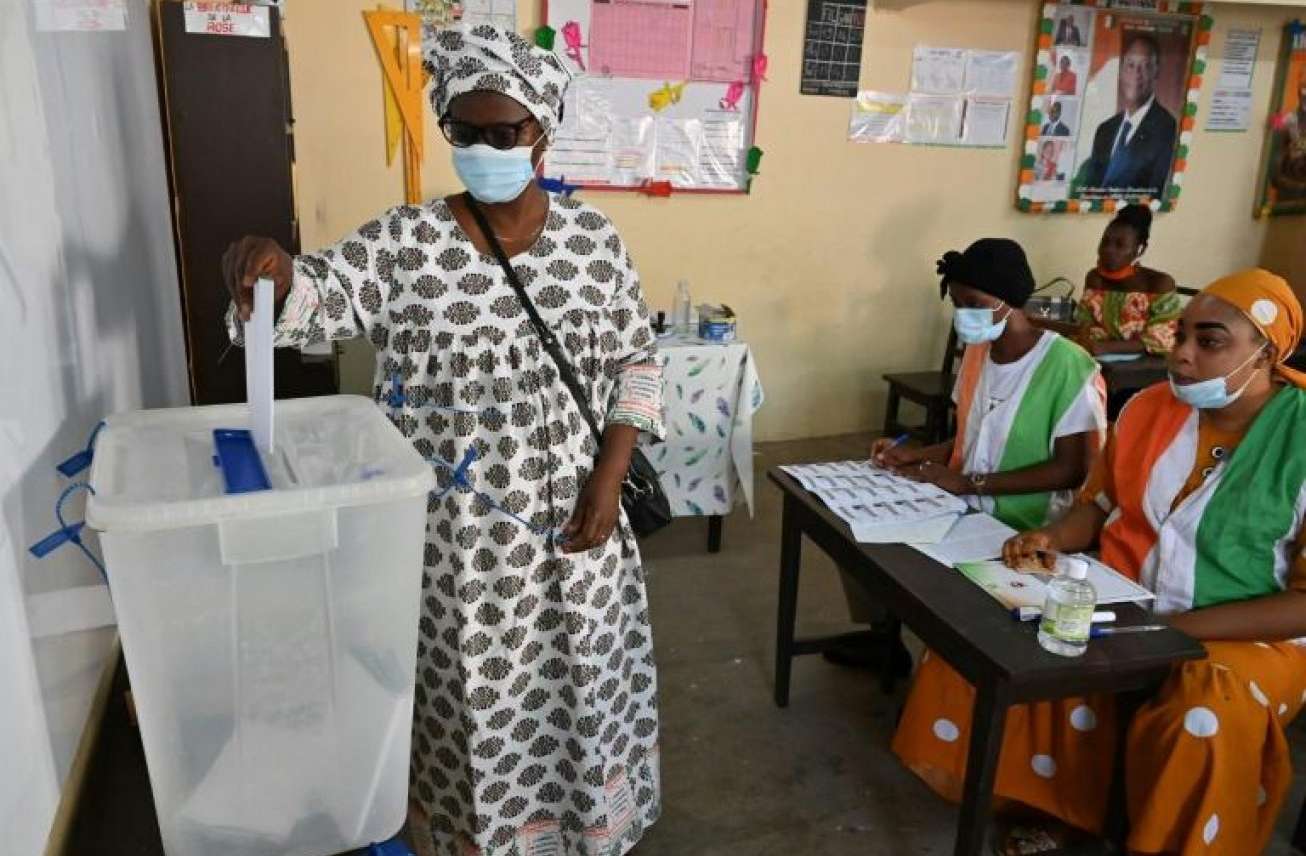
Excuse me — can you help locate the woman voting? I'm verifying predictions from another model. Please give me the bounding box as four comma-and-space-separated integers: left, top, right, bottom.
222, 27, 663, 856
895, 270, 1306, 855
873, 239, 1106, 531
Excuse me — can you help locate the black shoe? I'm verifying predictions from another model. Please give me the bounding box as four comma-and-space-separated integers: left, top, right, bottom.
821, 629, 913, 677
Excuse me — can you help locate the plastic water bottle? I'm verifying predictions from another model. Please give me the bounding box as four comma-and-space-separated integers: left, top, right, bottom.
1037, 556, 1097, 657
673, 280, 692, 335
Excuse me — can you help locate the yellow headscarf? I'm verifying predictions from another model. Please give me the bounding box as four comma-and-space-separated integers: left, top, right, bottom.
1202, 268, 1306, 389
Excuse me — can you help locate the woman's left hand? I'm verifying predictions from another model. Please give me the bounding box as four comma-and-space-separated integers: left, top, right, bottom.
897, 460, 971, 495
561, 471, 623, 553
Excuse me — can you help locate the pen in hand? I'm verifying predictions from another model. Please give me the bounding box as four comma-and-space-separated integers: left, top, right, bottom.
873, 433, 911, 467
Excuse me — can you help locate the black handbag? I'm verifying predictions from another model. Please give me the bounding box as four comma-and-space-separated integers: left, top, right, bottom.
463, 194, 671, 538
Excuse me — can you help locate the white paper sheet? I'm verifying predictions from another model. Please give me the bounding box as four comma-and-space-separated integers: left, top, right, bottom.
1076, 554, 1156, 604
844, 512, 960, 545
546, 80, 617, 183
246, 278, 274, 453
459, 0, 515, 31
912, 46, 967, 94
961, 96, 1011, 147
654, 118, 704, 187
849, 90, 907, 143
905, 92, 964, 144
964, 50, 1020, 97
957, 556, 1154, 609
1217, 28, 1261, 90
609, 117, 656, 185
547, 129, 613, 183
782, 460, 970, 544
698, 114, 745, 189
909, 513, 1017, 567
1206, 88, 1254, 133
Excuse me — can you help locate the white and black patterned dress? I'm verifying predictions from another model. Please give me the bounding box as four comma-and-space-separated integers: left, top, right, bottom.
233, 195, 664, 856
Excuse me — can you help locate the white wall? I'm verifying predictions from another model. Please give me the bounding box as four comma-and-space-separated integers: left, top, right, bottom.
0, 1, 188, 852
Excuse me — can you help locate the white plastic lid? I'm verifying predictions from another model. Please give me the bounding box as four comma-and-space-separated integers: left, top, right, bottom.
86, 395, 434, 533
1061, 557, 1089, 580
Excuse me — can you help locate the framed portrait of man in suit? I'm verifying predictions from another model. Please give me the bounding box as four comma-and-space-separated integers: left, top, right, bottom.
1017, 3, 1207, 214
1257, 22, 1306, 217
1071, 12, 1193, 200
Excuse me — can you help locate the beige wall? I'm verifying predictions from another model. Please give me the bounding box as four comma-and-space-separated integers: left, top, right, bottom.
1261, 219, 1306, 302
284, 0, 1299, 441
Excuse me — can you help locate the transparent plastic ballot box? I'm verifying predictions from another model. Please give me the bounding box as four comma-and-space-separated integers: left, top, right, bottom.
86, 395, 434, 856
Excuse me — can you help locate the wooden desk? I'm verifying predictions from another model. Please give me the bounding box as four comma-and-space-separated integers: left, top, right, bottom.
768, 468, 1205, 856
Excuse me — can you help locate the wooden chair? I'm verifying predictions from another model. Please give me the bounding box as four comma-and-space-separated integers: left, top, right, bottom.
881, 328, 964, 444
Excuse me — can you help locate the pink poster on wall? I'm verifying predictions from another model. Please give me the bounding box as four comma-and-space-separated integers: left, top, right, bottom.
587, 0, 693, 79
690, 0, 759, 82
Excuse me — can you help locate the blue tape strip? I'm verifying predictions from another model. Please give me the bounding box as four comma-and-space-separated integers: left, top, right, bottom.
55, 420, 106, 478
29, 522, 85, 558
537, 175, 580, 197
29, 482, 107, 580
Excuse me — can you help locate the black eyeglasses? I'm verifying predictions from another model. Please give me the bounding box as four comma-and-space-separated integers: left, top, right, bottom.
438, 115, 537, 150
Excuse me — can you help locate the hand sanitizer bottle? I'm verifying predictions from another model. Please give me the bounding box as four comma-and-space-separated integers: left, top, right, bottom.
1037, 556, 1096, 657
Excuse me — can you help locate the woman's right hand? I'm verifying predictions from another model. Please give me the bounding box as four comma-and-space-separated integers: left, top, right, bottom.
221, 236, 293, 322
1003, 530, 1059, 572
870, 437, 925, 469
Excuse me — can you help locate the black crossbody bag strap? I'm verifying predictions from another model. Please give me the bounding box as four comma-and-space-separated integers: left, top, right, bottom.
461, 192, 671, 538
462, 194, 604, 444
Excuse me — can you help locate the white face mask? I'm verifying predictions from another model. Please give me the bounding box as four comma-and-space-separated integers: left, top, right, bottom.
452, 138, 543, 204
953, 304, 1011, 345
1168, 345, 1267, 410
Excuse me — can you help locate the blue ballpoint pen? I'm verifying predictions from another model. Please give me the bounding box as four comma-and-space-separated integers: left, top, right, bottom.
874, 433, 911, 466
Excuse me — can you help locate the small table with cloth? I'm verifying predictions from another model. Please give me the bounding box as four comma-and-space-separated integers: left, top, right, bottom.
639, 333, 764, 551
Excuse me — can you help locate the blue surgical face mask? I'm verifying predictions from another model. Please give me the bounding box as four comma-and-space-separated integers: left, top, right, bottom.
954, 304, 1011, 345
1168, 345, 1266, 410
452, 141, 540, 204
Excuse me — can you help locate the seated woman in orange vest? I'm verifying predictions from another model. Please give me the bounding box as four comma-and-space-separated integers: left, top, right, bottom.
873, 239, 1106, 532
892, 269, 1306, 856
829, 240, 1107, 672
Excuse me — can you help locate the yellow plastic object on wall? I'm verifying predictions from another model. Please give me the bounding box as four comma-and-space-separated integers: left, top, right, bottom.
364, 8, 425, 204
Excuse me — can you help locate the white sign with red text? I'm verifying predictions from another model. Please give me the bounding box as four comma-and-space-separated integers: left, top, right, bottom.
183, 2, 270, 38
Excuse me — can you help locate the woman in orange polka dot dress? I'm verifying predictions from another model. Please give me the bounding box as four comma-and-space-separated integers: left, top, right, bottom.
892, 270, 1306, 855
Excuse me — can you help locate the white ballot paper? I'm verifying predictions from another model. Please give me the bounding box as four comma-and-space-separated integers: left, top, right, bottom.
782, 460, 969, 543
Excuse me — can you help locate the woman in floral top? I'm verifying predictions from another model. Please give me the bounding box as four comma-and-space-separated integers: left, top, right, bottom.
1075, 203, 1182, 357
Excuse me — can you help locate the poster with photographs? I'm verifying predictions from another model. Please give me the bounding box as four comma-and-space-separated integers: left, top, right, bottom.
1018, 2, 1211, 214
1257, 21, 1306, 217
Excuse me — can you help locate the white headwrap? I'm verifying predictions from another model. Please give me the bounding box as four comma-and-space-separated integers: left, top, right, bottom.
423, 25, 573, 140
